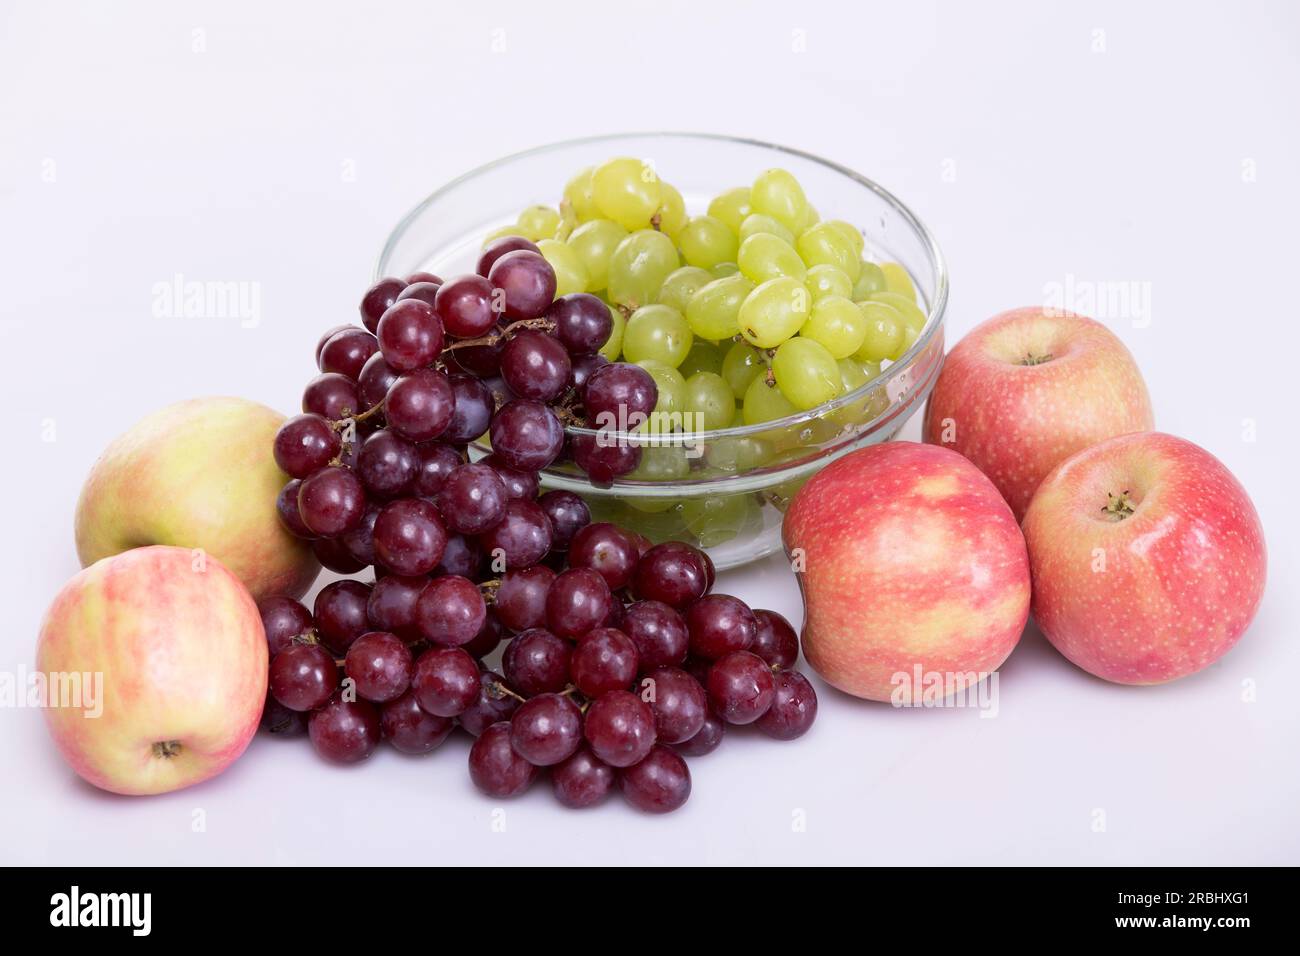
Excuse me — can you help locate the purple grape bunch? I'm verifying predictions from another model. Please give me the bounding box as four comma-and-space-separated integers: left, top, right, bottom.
263, 247, 817, 813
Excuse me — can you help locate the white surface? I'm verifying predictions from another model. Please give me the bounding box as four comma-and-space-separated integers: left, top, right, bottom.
2, 0, 1297, 865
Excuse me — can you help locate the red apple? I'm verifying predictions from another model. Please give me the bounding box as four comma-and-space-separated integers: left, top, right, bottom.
1023, 432, 1265, 684
75, 397, 319, 601
783, 441, 1030, 701
36, 545, 268, 795
922, 306, 1154, 520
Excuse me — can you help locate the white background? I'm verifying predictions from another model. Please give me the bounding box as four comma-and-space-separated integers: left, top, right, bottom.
2, 0, 1297, 865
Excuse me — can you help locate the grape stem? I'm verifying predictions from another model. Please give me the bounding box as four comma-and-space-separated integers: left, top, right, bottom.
441, 316, 556, 354
485, 679, 526, 704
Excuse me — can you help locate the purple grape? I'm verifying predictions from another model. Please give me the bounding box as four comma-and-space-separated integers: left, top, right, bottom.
380, 689, 454, 754
396, 280, 442, 307
338, 502, 380, 566
406, 271, 443, 286
356, 429, 418, 498
303, 372, 361, 421
489, 399, 564, 472
316, 323, 355, 363
706, 650, 775, 725
366, 574, 427, 642
485, 454, 540, 500
620, 745, 691, 813
644, 666, 707, 744
570, 433, 641, 486
537, 491, 591, 551
360, 277, 407, 332
468, 722, 537, 797
319, 327, 379, 380
461, 608, 504, 659
488, 249, 556, 320
632, 542, 710, 609
314, 580, 372, 654
552, 746, 616, 808
495, 565, 555, 633
308, 694, 380, 763
675, 711, 725, 757
583, 690, 656, 768
269, 643, 338, 711
357, 352, 401, 411
751, 609, 799, 670
260, 694, 308, 737
686, 594, 757, 660
442, 374, 494, 444
545, 567, 613, 639
273, 413, 341, 479
570, 628, 639, 698
547, 293, 613, 355
373, 498, 447, 576
500, 329, 572, 403
509, 693, 582, 766
755, 671, 818, 740
459, 671, 520, 736
377, 298, 444, 371
435, 274, 502, 338
569, 523, 639, 590
477, 235, 541, 278
315, 535, 368, 573
501, 628, 571, 696
438, 462, 507, 535
434, 533, 484, 580
414, 574, 486, 646
584, 362, 657, 428
621, 600, 689, 671
478, 498, 552, 570
412, 645, 481, 717
258, 596, 313, 656
411, 441, 464, 498
571, 352, 610, 393
297, 466, 366, 536
385, 367, 454, 442
344, 631, 413, 703
276, 479, 314, 538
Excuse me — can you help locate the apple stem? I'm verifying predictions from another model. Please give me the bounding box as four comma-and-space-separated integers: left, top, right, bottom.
152, 740, 183, 759
1021, 353, 1054, 366
1102, 490, 1137, 520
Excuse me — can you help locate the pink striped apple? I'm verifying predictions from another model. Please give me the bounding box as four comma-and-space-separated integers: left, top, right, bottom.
783, 441, 1030, 701
1023, 432, 1266, 684
36, 546, 268, 795
923, 307, 1153, 521
75, 397, 319, 601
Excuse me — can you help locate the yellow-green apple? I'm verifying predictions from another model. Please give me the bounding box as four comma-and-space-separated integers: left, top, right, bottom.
783, 441, 1030, 701
75, 396, 319, 601
922, 307, 1154, 521
36, 545, 268, 795
1023, 432, 1265, 684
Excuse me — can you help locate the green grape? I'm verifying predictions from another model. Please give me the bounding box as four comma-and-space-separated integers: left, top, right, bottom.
536, 238, 589, 296
869, 290, 926, 331
681, 493, 759, 548
738, 277, 810, 348
855, 301, 906, 361
880, 261, 917, 299
825, 220, 865, 257
556, 203, 578, 241
677, 338, 724, 378
599, 303, 625, 361
805, 264, 853, 301
704, 413, 773, 473
742, 373, 798, 425
711, 261, 739, 278
772, 337, 841, 410
794, 203, 820, 232
629, 445, 690, 506
721, 339, 766, 396
685, 273, 754, 340
566, 219, 627, 291
683, 371, 735, 431
831, 358, 888, 427
678, 215, 739, 270
837, 357, 871, 393
481, 224, 521, 247
851, 261, 887, 300
592, 157, 661, 231
607, 229, 679, 309
738, 233, 806, 284
623, 304, 693, 368
707, 187, 752, 234
901, 324, 920, 352
654, 182, 688, 240
657, 266, 714, 315
563, 167, 601, 221
635, 361, 688, 433
516, 205, 561, 241
799, 295, 866, 358
796, 222, 861, 281
620, 500, 687, 539
750, 168, 808, 232
738, 213, 795, 246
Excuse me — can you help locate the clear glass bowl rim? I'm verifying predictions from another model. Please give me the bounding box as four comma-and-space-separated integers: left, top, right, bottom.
375, 130, 949, 444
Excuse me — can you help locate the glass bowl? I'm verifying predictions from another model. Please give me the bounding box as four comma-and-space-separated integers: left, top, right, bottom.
376, 132, 948, 569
